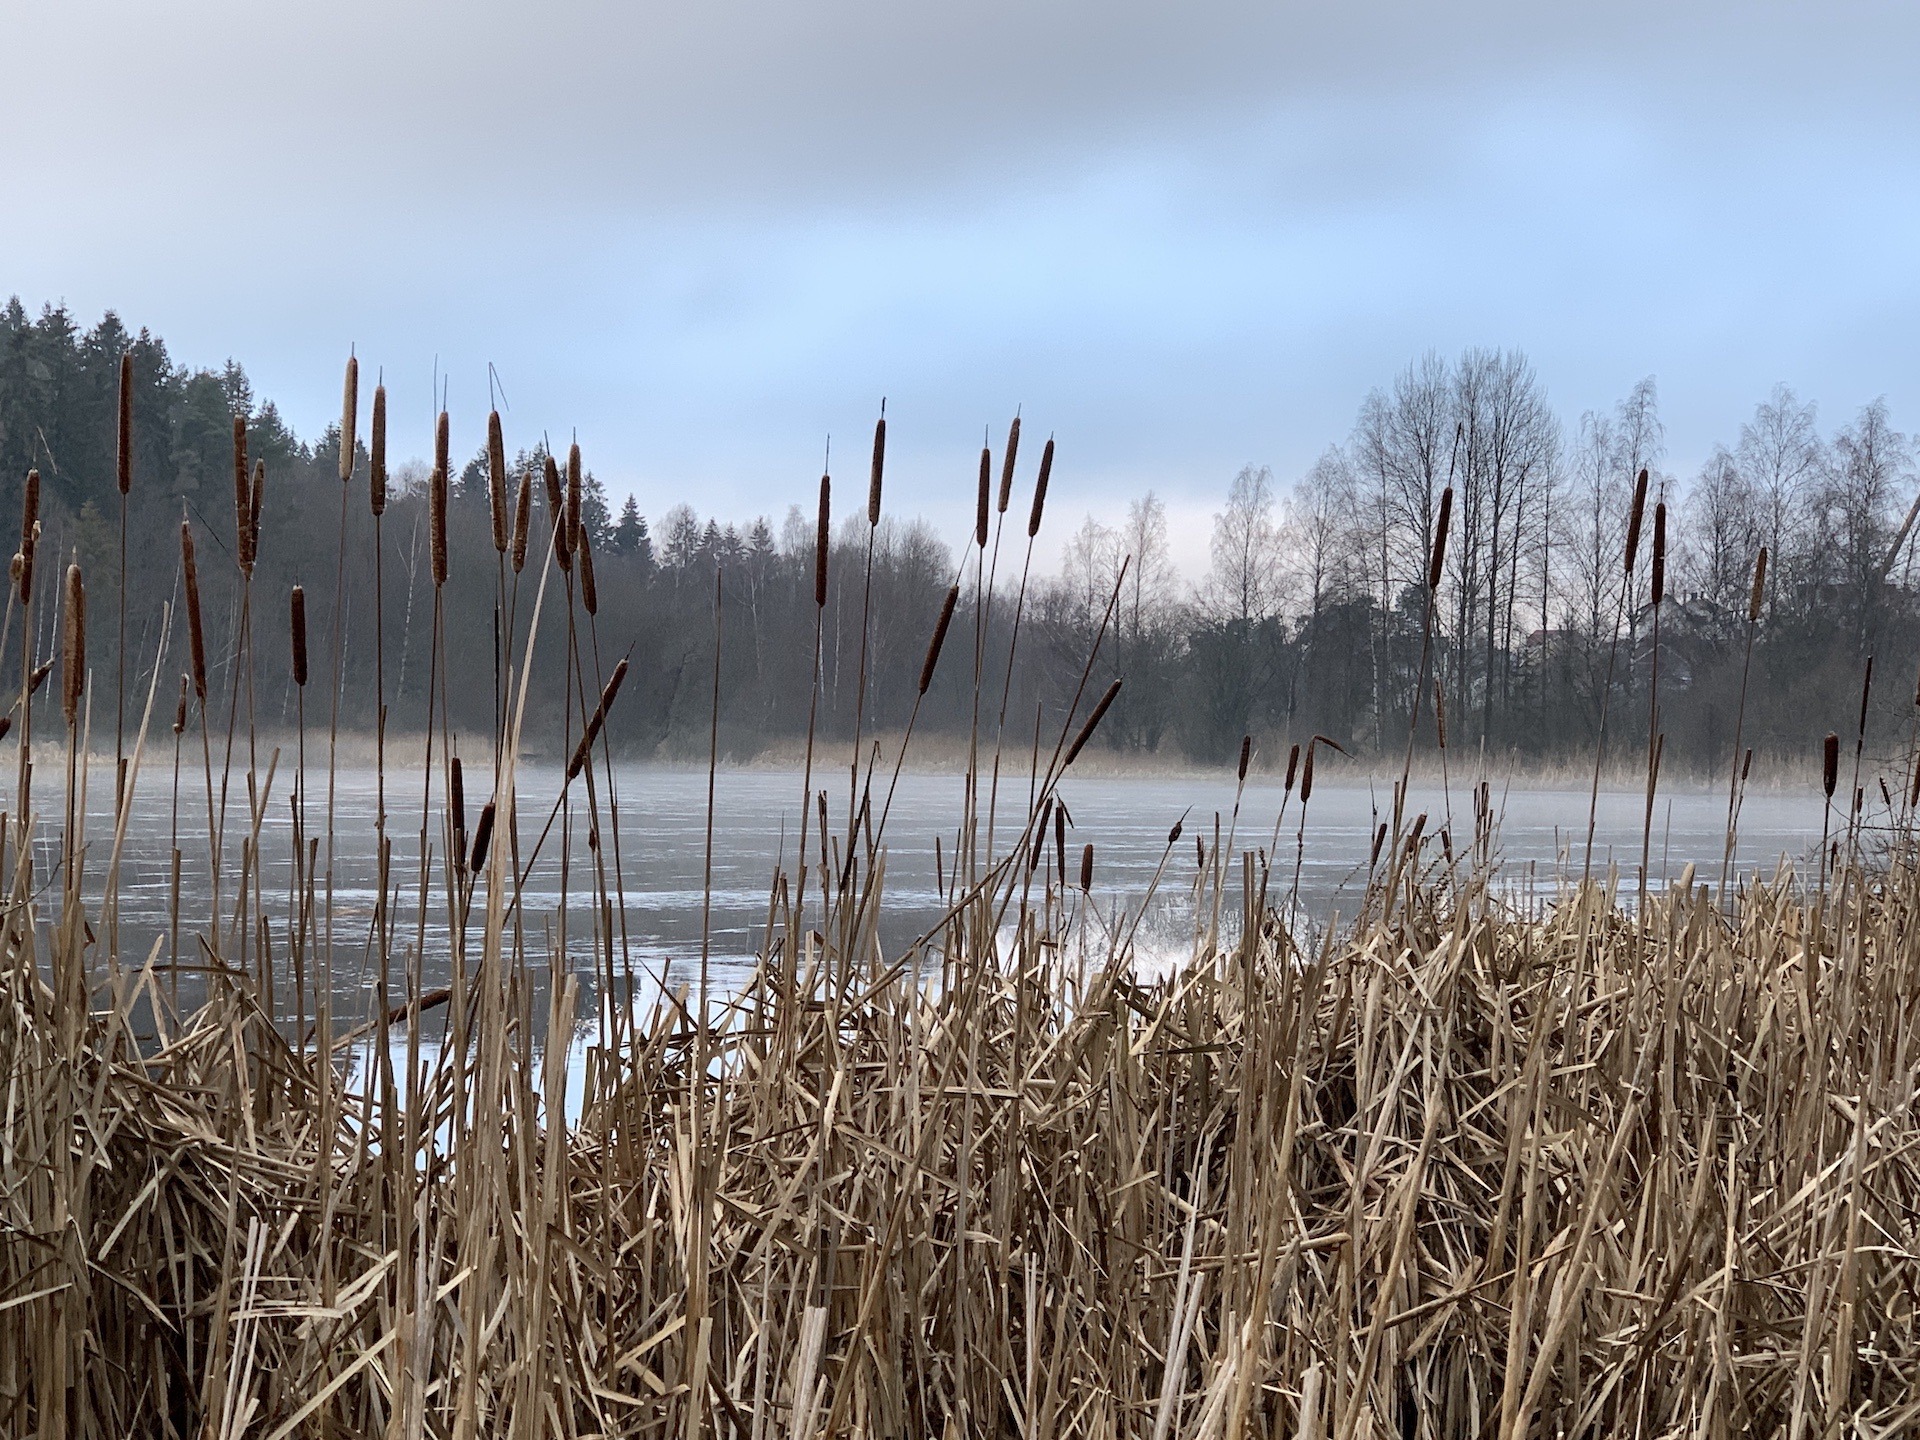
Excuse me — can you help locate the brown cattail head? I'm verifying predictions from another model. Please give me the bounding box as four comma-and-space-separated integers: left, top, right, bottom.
1031, 796, 1053, 874
181, 522, 206, 700
1028, 438, 1053, 538
975, 446, 990, 548
1054, 804, 1067, 888
61, 563, 84, 727
1237, 734, 1251, 782
814, 472, 830, 607
1651, 502, 1667, 605
1064, 679, 1122, 766
232, 417, 251, 568
579, 530, 599, 615
289, 585, 308, 687
116, 352, 134, 495
247, 459, 264, 570
1624, 468, 1649, 575
998, 416, 1020, 514
1079, 841, 1093, 892
430, 460, 449, 587
1284, 742, 1300, 792
29, 659, 51, 696
1823, 732, 1840, 799
1742, 747, 1753, 782
434, 410, 450, 491
543, 452, 563, 519
1167, 817, 1183, 846
18, 468, 38, 604
1300, 743, 1316, 802
470, 801, 496, 872
1749, 546, 1767, 624
488, 411, 508, 554
339, 355, 358, 483
1858, 655, 1874, 740
1427, 486, 1453, 590
567, 658, 630, 780
1371, 821, 1388, 867
511, 469, 532, 573
1434, 680, 1448, 749
566, 442, 582, 555
449, 757, 467, 866
172, 675, 187, 735
868, 415, 885, 525
370, 384, 388, 515
919, 584, 960, 694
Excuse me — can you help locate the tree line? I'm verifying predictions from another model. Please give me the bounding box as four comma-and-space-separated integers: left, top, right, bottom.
2, 298, 1912, 769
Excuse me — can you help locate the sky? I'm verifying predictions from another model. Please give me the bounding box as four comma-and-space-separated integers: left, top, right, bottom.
6, 1, 1920, 578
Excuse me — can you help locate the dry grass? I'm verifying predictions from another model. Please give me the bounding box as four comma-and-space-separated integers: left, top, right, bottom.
4, 383, 1920, 1437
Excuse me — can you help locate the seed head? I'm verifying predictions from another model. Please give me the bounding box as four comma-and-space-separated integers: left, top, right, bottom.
339, 354, 358, 483
488, 411, 509, 554
289, 585, 308, 688
1028, 439, 1052, 538
61, 563, 84, 727
370, 384, 388, 516
998, 416, 1020, 514
919, 585, 959, 694
117, 352, 134, 496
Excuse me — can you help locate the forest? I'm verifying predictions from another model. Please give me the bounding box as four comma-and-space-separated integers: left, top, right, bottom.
2, 296, 1913, 771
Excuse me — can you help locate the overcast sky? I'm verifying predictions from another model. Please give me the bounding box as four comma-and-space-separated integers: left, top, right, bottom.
7, 1, 1918, 575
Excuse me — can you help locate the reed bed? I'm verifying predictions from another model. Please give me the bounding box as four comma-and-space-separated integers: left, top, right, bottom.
4, 371, 1920, 1438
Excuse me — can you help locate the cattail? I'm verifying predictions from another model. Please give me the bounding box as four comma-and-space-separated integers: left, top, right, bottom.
1749, 547, 1767, 624
543, 453, 563, 520
488, 411, 509, 553
289, 586, 308, 687
1195, 834, 1206, 868
434, 410, 450, 491
1859, 655, 1874, 739
1237, 735, 1251, 782
430, 461, 449, 587
1079, 842, 1093, 892
1284, 743, 1300, 793
1434, 680, 1448, 748
1167, 818, 1183, 846
566, 442, 583, 555
370, 384, 388, 516
579, 530, 599, 615
182, 522, 207, 701
248, 458, 264, 569
1650, 503, 1667, 605
1742, 748, 1753, 782
172, 675, 187, 735
449, 757, 467, 867
868, 416, 886, 525
1371, 821, 1388, 866
547, 454, 571, 572
1031, 797, 1053, 874
814, 472, 830, 607
1624, 468, 1649, 575
61, 564, 84, 727
1300, 744, 1316, 802
511, 470, 532, 573
567, 658, 630, 780
470, 801, 496, 872
1427, 487, 1453, 590
0, 715, 12, 742
1054, 804, 1067, 888
28, 659, 51, 696
1823, 732, 1840, 799
919, 585, 960, 694
975, 446, 990, 548
339, 355, 358, 483
1064, 679, 1122, 766
1028, 438, 1053, 538
232, 416, 249, 553
18, 468, 38, 604
116, 352, 133, 495
998, 416, 1020, 514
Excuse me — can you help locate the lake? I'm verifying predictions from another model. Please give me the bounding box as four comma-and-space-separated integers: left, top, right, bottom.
55, 760, 1839, 1024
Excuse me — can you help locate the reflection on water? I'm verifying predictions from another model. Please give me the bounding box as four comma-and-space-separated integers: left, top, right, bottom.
63, 761, 1836, 1026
